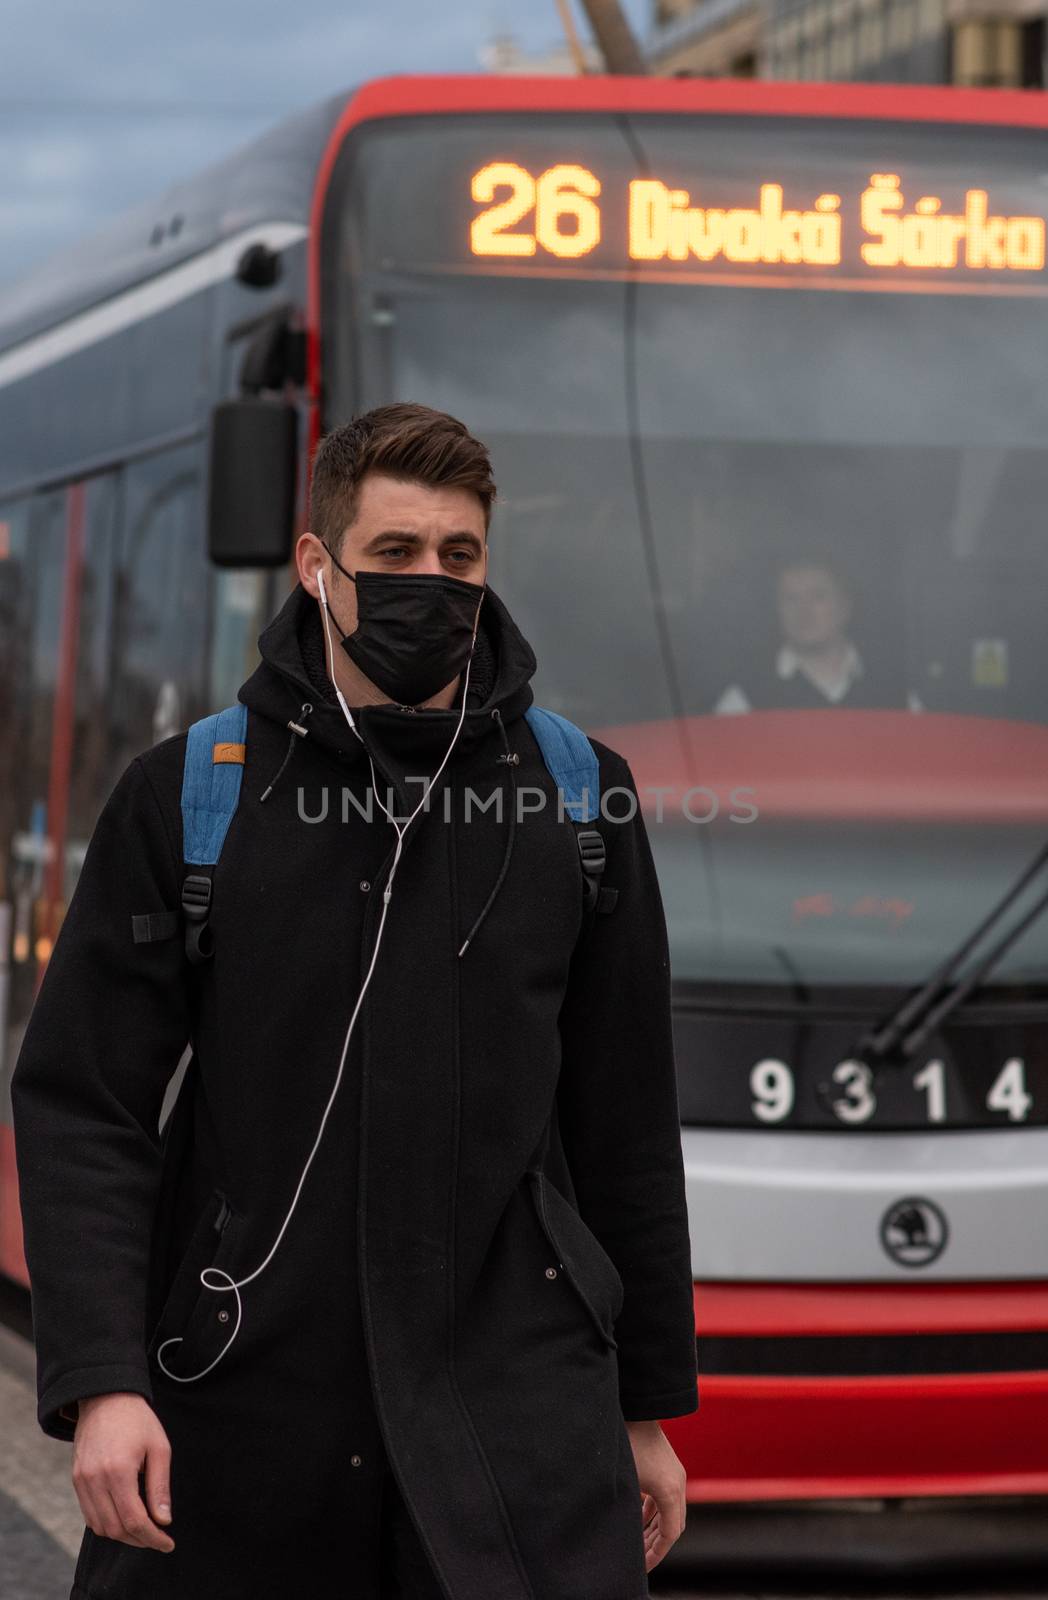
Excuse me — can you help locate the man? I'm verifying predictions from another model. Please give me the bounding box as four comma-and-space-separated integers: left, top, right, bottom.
12, 404, 698, 1600
714, 555, 918, 713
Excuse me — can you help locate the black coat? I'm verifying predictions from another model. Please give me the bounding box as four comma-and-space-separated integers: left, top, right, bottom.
11, 580, 698, 1600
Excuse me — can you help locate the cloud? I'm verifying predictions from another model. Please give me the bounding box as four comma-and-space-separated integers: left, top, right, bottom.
0, 0, 650, 289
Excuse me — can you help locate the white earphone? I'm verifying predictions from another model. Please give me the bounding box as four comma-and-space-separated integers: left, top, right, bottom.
316, 566, 363, 742
156, 557, 478, 1384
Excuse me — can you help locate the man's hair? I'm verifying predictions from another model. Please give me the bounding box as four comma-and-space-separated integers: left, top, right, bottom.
309, 402, 497, 554
777, 551, 851, 597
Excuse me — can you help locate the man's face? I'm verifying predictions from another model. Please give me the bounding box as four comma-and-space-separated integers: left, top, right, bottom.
302, 471, 487, 633
777, 565, 850, 652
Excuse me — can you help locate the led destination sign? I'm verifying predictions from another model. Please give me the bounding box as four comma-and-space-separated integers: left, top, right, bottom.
469, 162, 1047, 277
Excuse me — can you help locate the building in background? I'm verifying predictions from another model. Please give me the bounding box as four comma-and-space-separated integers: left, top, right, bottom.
647, 0, 1047, 85
479, 32, 602, 73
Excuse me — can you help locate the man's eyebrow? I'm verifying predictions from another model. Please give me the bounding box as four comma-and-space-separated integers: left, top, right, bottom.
363, 530, 484, 553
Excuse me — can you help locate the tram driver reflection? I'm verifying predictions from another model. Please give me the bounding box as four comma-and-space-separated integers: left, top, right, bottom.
713, 555, 922, 714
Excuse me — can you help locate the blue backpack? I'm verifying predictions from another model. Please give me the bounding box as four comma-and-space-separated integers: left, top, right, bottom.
178, 703, 612, 966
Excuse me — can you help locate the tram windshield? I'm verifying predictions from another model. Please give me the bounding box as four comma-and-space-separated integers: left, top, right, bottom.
328, 112, 1048, 991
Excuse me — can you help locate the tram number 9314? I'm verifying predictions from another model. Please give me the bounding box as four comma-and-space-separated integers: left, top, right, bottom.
750, 1055, 1035, 1127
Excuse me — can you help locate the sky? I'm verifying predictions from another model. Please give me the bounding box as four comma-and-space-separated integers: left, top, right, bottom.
0, 0, 650, 288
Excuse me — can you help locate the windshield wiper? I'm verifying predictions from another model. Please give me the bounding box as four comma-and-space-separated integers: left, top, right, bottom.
861, 840, 1048, 1062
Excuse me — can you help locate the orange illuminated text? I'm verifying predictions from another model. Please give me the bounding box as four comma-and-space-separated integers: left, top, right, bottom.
468, 164, 1046, 275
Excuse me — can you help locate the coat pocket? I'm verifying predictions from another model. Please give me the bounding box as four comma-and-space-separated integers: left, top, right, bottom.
527, 1169, 624, 1349
146, 1186, 241, 1378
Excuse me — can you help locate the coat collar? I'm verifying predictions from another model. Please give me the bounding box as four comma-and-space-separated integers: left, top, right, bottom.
775, 639, 863, 703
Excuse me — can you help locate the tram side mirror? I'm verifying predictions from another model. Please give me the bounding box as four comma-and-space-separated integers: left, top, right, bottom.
207, 397, 297, 568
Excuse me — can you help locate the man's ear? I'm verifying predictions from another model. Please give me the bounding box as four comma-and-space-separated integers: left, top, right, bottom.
295, 529, 327, 598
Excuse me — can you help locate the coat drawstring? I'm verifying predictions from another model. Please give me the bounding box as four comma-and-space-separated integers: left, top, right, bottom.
259, 702, 313, 803
457, 707, 518, 959
256, 699, 517, 953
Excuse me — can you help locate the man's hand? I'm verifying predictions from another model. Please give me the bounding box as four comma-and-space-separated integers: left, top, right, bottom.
624, 1418, 687, 1572
71, 1393, 175, 1552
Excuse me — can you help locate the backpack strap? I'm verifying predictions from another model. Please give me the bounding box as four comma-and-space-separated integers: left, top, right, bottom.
523, 706, 615, 920
180, 702, 248, 965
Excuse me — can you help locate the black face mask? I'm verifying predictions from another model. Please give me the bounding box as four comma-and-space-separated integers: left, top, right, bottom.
321, 543, 485, 708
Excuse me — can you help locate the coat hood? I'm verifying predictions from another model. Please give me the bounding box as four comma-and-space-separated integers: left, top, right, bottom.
238, 578, 538, 814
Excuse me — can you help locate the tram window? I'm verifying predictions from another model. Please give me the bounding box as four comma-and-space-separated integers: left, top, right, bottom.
1, 492, 66, 1075
112, 445, 211, 776
491, 438, 674, 728
621, 435, 1048, 724
67, 474, 121, 892
0, 501, 27, 907
209, 568, 269, 709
